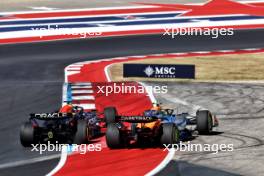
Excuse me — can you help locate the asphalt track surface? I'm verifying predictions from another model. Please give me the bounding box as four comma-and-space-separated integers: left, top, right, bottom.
0, 29, 264, 175
148, 82, 264, 176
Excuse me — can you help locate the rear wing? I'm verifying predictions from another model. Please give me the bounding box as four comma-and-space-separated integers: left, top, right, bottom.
30, 113, 74, 119
118, 116, 158, 123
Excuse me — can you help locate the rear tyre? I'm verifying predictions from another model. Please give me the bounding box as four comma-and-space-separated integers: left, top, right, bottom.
74, 120, 88, 144
160, 123, 180, 145
104, 107, 117, 124
196, 110, 212, 134
106, 123, 122, 148
20, 122, 35, 147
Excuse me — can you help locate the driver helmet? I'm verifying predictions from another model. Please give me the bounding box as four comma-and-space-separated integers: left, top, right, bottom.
151, 103, 161, 111
60, 101, 73, 113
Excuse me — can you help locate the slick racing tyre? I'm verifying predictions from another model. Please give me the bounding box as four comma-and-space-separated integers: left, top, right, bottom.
104, 107, 117, 124
74, 120, 88, 144
160, 123, 180, 145
106, 123, 122, 148
20, 122, 35, 147
196, 110, 213, 134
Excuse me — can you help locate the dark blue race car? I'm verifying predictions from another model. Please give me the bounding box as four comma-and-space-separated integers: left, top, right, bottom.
20, 106, 101, 147
104, 106, 218, 148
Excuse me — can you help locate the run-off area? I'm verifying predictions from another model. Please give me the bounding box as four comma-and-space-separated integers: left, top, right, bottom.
150, 82, 264, 176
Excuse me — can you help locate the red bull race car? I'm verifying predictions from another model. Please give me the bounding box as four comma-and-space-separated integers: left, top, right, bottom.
20, 105, 101, 147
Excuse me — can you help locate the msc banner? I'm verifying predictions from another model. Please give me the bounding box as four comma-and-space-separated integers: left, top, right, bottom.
123, 64, 195, 79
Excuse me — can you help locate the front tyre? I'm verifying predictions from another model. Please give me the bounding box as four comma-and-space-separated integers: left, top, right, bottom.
196, 110, 213, 134
74, 120, 89, 144
160, 123, 180, 145
106, 123, 122, 149
20, 122, 35, 147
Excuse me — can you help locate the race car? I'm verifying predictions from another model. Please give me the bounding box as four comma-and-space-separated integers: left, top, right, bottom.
20, 106, 101, 147
104, 104, 218, 148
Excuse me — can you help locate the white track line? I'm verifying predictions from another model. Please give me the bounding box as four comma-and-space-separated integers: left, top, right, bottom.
72, 95, 95, 100
66, 67, 81, 71
29, 7, 59, 11
145, 149, 176, 176
191, 51, 211, 54
217, 49, 235, 52
71, 90, 93, 94
65, 71, 80, 76
104, 64, 113, 82
71, 85, 92, 89
241, 48, 261, 51
46, 145, 68, 176
0, 153, 61, 170
72, 82, 91, 85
